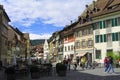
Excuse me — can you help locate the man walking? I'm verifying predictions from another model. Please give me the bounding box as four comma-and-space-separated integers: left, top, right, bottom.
107, 56, 114, 73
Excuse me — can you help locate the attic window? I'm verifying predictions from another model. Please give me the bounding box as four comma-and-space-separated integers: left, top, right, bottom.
86, 15, 92, 22
93, 7, 100, 12
108, 4, 119, 10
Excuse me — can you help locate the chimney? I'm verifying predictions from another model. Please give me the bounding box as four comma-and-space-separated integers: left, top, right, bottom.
86, 4, 89, 14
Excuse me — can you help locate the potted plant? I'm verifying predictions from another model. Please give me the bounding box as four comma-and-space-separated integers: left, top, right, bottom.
30, 65, 40, 79
56, 63, 67, 76
5, 66, 16, 80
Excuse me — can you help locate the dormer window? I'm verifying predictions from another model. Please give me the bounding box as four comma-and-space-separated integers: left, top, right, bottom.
78, 17, 83, 24
86, 14, 92, 22
93, 7, 100, 12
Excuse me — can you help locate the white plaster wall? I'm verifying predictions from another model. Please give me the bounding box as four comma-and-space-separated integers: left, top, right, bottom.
63, 42, 74, 58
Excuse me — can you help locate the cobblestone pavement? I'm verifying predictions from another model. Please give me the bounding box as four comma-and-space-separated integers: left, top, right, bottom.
0, 67, 120, 80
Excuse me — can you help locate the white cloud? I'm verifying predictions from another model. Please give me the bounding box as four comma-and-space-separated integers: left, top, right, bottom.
30, 33, 52, 40
0, 0, 93, 27
0, 0, 93, 39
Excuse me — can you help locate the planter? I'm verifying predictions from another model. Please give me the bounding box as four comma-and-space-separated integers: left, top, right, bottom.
30, 65, 40, 79
56, 63, 67, 76
5, 66, 16, 80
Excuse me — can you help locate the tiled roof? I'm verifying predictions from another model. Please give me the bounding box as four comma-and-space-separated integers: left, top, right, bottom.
92, 0, 120, 17
108, 0, 120, 7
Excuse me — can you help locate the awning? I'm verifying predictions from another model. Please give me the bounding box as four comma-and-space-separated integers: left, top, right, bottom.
76, 52, 87, 57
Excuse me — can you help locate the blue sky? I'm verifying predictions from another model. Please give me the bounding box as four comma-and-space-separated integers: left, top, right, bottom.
0, 0, 93, 40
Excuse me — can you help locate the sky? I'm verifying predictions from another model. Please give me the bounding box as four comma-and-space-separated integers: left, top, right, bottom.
0, 0, 93, 40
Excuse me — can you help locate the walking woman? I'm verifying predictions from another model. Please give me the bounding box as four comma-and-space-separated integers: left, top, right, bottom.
104, 57, 109, 72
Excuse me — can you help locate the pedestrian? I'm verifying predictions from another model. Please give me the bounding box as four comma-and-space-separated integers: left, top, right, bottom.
73, 60, 77, 70
80, 56, 86, 70
106, 56, 114, 73
67, 58, 71, 71
104, 57, 109, 72
76, 56, 80, 66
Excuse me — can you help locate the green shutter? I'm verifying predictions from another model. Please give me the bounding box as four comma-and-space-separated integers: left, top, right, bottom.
112, 33, 115, 41
95, 35, 99, 43
111, 19, 114, 27
116, 32, 118, 41
103, 21, 106, 28
104, 34, 106, 42
115, 18, 118, 26
100, 21, 102, 29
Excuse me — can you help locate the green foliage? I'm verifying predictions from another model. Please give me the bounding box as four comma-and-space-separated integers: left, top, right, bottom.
107, 52, 114, 57
107, 51, 120, 60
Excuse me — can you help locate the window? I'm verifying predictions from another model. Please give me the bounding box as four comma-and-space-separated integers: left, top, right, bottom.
68, 46, 70, 51
88, 27, 93, 34
112, 32, 118, 41
104, 34, 107, 42
106, 19, 111, 28
96, 50, 101, 59
75, 41, 80, 49
87, 39, 93, 48
118, 17, 120, 25
119, 32, 120, 40
95, 35, 99, 43
112, 18, 118, 27
107, 34, 112, 42
64, 46, 67, 51
82, 29, 85, 36
100, 35, 103, 42
96, 22, 100, 29
75, 31, 80, 37
103, 21, 106, 28
71, 45, 74, 50
107, 49, 113, 53
82, 40, 86, 48
79, 30, 82, 37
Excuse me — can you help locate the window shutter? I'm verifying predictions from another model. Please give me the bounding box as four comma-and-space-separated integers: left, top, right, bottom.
111, 19, 114, 27
104, 34, 106, 42
103, 21, 106, 28
115, 18, 118, 26
95, 35, 99, 43
112, 33, 115, 41
116, 32, 118, 41
100, 21, 102, 29
100, 35, 103, 42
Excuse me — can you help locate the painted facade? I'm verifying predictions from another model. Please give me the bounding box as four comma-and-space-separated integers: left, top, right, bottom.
0, 5, 10, 66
